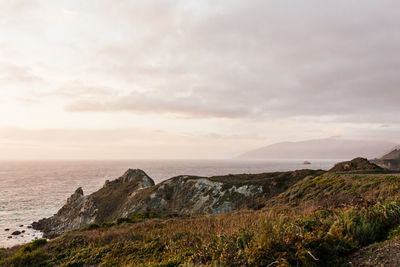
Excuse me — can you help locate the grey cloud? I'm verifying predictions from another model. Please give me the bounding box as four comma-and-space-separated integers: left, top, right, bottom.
34, 1, 400, 123
65, 90, 250, 118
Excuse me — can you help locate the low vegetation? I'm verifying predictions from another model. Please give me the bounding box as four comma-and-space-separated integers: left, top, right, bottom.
3, 164, 400, 266
0, 173, 400, 266
3, 200, 400, 266
269, 173, 400, 209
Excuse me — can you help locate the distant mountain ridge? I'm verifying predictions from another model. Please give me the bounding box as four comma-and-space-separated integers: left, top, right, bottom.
372, 148, 400, 170
238, 138, 396, 160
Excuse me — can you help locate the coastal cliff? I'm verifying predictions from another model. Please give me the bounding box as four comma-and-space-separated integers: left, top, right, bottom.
32, 168, 324, 237
6, 159, 400, 266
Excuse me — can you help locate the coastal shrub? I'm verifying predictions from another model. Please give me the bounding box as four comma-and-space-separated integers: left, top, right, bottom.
4, 188, 400, 265
338, 209, 381, 246
0, 249, 49, 267
0, 248, 7, 260
247, 201, 400, 266
388, 225, 400, 239
116, 217, 134, 224
129, 210, 159, 222
82, 222, 100, 231
21, 238, 47, 253
102, 222, 116, 229
115, 211, 171, 225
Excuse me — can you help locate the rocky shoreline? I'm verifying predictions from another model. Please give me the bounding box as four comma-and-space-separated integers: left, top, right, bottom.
2, 225, 43, 248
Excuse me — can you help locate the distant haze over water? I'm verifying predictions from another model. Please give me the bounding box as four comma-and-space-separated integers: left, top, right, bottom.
239, 138, 396, 160
0, 159, 337, 247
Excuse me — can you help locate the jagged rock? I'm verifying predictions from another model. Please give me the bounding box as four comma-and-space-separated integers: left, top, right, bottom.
33, 169, 156, 237
116, 169, 155, 187
4, 228, 9, 231
11, 231, 21, 236
33, 168, 323, 238
32, 186, 97, 238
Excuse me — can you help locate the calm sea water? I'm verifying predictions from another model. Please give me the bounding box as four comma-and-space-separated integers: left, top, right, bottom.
0, 159, 337, 247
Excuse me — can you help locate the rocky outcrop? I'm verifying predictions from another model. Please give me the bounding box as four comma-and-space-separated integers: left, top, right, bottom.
33, 168, 324, 237
329, 157, 385, 173
32, 169, 155, 237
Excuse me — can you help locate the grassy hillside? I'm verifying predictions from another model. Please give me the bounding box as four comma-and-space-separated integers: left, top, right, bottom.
4, 163, 400, 266
268, 173, 400, 209
3, 199, 400, 266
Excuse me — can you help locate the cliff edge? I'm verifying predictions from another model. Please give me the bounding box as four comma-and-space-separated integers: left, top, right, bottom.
32, 168, 324, 237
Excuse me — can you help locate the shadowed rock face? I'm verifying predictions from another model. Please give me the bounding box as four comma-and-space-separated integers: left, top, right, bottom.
33, 168, 324, 237
32, 169, 155, 237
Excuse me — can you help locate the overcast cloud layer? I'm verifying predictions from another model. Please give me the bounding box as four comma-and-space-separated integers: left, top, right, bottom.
0, 0, 399, 159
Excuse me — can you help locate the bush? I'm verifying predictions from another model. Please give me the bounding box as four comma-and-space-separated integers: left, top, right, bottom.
0, 248, 49, 267
21, 238, 47, 253
116, 217, 134, 225
82, 222, 100, 231
102, 222, 116, 229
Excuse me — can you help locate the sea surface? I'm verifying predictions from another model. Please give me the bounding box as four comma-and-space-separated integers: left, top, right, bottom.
0, 159, 338, 248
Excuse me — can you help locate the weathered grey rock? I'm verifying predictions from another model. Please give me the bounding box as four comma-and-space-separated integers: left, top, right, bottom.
33, 168, 323, 238
33, 169, 156, 237
32, 187, 97, 237
11, 231, 21, 236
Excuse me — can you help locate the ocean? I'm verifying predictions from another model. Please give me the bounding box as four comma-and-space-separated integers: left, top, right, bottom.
0, 159, 337, 248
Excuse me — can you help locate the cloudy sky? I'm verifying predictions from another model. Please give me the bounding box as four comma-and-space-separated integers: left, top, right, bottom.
0, 0, 400, 159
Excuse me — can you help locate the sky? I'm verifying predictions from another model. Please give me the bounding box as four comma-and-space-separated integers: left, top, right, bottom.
0, 0, 400, 160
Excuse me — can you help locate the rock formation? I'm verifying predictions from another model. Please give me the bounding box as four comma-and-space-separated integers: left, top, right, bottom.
32, 169, 155, 237
329, 157, 385, 173
32, 168, 323, 237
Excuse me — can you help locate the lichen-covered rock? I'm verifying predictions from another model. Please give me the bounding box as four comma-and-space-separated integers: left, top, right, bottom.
33, 168, 323, 237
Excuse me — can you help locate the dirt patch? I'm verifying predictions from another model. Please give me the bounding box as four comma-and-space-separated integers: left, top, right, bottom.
348, 238, 400, 266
